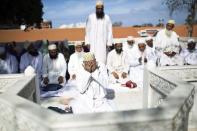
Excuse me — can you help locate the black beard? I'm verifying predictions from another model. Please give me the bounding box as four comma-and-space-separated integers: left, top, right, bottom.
0, 53, 6, 60
49, 54, 58, 59
96, 12, 105, 19
115, 49, 122, 54
29, 51, 39, 57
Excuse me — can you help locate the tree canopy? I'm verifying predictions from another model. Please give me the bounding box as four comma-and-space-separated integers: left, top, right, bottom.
0, 0, 43, 28
164, 0, 197, 36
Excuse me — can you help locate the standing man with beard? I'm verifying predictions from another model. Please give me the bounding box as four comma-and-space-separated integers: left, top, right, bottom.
68, 42, 84, 80
85, 0, 113, 64
107, 41, 128, 83
42, 44, 67, 91
155, 20, 182, 66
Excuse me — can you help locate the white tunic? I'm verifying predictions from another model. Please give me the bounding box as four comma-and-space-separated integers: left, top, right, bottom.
68, 52, 84, 77
155, 29, 181, 66
155, 29, 180, 51
42, 53, 67, 85
76, 63, 111, 113
107, 49, 129, 83
180, 49, 197, 65
128, 47, 155, 88
85, 13, 113, 64
0, 53, 18, 74
20, 52, 43, 79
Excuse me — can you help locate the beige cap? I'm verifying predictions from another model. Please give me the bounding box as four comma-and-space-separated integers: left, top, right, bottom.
75, 41, 83, 46
96, 0, 104, 7
127, 36, 134, 41
138, 39, 146, 45
167, 19, 175, 25
48, 44, 57, 50
145, 36, 152, 41
188, 38, 195, 43
83, 52, 95, 61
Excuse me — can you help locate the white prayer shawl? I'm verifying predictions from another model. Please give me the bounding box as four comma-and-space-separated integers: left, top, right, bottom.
20, 52, 43, 79
42, 53, 67, 85
68, 52, 84, 77
180, 49, 197, 65
107, 49, 129, 83
0, 53, 18, 74
85, 13, 113, 64
76, 63, 111, 112
128, 47, 155, 88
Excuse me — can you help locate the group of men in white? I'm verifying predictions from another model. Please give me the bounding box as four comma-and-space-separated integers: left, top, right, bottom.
0, 0, 197, 113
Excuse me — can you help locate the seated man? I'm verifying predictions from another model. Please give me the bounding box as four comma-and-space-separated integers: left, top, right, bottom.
20, 42, 43, 82
159, 45, 183, 66
180, 39, 197, 65
123, 36, 135, 56
0, 45, 18, 74
42, 44, 67, 91
128, 39, 155, 88
76, 52, 112, 113
68, 42, 84, 80
107, 40, 129, 83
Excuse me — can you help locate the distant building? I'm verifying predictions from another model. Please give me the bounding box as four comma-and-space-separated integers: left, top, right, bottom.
41, 20, 52, 29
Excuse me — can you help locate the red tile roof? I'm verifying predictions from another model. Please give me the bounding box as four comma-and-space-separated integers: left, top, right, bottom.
0, 25, 196, 43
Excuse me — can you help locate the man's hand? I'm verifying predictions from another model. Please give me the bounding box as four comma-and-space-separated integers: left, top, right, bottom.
58, 76, 64, 84
121, 72, 127, 79
43, 77, 49, 85
144, 57, 148, 63
112, 72, 119, 79
71, 74, 76, 80
83, 63, 92, 73
139, 57, 142, 64
164, 52, 176, 57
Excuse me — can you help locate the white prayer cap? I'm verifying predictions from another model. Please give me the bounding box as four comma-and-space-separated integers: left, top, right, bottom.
96, 0, 104, 7
167, 19, 175, 25
137, 39, 146, 45
127, 36, 134, 41
188, 38, 195, 43
83, 52, 95, 61
75, 41, 83, 46
0, 46, 5, 54
114, 39, 123, 44
24, 66, 35, 76
145, 36, 152, 41
48, 44, 57, 50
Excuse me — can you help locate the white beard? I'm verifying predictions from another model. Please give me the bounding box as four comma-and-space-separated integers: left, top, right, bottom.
128, 44, 133, 49
165, 29, 172, 37
76, 52, 83, 58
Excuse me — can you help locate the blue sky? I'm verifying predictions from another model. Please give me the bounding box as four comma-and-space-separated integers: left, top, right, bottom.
42, 0, 188, 28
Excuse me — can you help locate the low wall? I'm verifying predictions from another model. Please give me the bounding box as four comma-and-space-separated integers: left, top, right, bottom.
0, 69, 195, 131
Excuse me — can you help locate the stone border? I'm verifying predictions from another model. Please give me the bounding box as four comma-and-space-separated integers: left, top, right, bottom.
0, 68, 195, 131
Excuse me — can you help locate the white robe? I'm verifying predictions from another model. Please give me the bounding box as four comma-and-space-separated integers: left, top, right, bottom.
68, 52, 84, 78
42, 53, 67, 86
20, 52, 43, 79
76, 63, 112, 113
159, 53, 184, 66
155, 29, 180, 51
155, 29, 182, 66
0, 53, 18, 74
180, 49, 197, 65
107, 49, 129, 83
85, 13, 113, 64
128, 47, 155, 88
